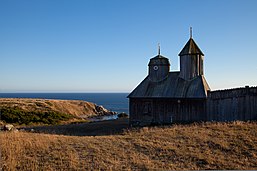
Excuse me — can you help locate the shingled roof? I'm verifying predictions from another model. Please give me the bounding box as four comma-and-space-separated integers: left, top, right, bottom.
127, 72, 210, 98
178, 38, 204, 56
148, 54, 170, 66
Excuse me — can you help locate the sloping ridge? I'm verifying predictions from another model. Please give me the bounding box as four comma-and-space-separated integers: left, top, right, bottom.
0, 98, 114, 118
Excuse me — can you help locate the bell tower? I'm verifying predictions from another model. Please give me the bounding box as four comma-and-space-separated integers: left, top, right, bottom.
179, 28, 204, 80
148, 44, 170, 82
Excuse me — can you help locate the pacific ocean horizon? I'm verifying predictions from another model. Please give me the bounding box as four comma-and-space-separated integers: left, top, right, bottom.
0, 93, 129, 114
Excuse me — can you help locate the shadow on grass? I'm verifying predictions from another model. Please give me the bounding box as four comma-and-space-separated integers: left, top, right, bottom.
22, 118, 129, 136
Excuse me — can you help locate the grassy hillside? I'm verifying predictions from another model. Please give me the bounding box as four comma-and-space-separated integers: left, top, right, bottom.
0, 98, 114, 125
1, 121, 257, 170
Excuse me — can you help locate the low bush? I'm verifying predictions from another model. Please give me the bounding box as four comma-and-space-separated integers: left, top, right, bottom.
0, 107, 73, 125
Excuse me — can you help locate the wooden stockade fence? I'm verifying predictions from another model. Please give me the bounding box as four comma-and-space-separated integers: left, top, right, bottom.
206, 86, 257, 122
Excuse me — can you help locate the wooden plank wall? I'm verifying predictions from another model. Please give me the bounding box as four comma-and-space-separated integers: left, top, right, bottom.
129, 86, 257, 126
129, 98, 206, 126
207, 86, 257, 121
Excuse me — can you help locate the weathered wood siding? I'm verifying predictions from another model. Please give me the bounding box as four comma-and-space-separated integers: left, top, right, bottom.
148, 56, 170, 82
179, 54, 204, 80
129, 87, 257, 126
129, 98, 206, 126
207, 87, 257, 121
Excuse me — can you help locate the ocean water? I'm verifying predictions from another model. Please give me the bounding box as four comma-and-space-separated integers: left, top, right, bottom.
0, 93, 129, 114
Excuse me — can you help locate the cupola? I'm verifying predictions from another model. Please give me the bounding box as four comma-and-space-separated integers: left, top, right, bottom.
148, 45, 170, 82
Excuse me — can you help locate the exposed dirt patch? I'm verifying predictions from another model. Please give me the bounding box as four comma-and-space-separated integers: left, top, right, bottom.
23, 118, 129, 136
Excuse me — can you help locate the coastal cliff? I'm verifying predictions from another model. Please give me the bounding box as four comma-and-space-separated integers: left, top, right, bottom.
0, 98, 115, 125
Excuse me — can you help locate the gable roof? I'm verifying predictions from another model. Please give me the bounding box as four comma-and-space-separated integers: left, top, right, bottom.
178, 38, 204, 56
127, 72, 210, 98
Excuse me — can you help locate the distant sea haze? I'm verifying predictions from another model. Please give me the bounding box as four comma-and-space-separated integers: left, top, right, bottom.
0, 93, 129, 114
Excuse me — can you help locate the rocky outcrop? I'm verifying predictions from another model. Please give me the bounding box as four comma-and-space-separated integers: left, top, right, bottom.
3, 124, 14, 131
95, 105, 116, 116
117, 112, 129, 118
0, 98, 115, 118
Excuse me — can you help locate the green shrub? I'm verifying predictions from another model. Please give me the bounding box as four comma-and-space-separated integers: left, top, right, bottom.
0, 107, 74, 125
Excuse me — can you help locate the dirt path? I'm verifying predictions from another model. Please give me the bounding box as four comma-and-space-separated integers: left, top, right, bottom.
23, 118, 129, 136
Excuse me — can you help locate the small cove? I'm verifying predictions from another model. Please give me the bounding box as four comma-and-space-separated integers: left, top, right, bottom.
88, 114, 119, 122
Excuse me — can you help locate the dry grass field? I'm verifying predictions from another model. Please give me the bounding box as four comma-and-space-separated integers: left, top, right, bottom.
1, 120, 257, 170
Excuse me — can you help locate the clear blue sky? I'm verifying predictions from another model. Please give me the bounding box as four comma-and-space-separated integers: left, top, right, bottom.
1, 0, 257, 92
